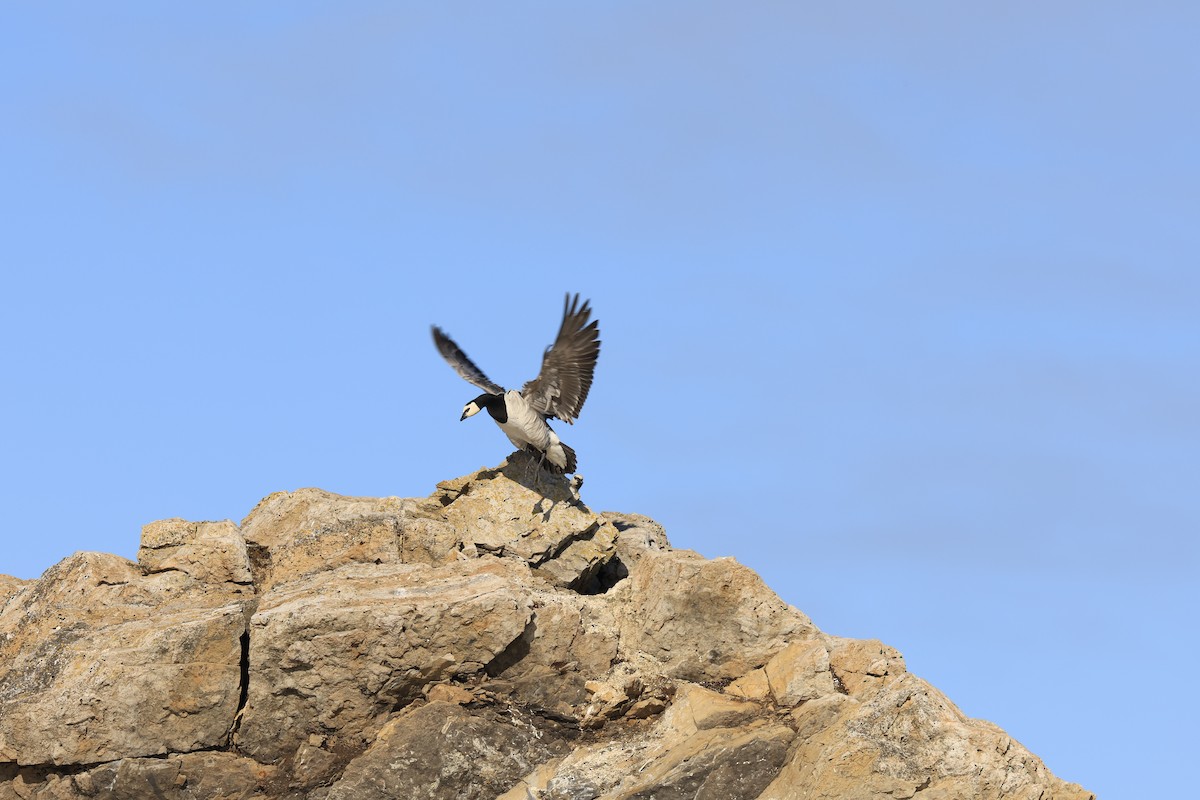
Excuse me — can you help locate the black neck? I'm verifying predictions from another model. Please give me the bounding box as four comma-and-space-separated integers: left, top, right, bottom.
474, 392, 507, 423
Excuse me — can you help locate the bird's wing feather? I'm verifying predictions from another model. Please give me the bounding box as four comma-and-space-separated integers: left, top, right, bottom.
431, 326, 504, 395
521, 293, 601, 424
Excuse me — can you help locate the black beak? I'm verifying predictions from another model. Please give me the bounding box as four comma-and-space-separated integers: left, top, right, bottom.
459, 411, 469, 421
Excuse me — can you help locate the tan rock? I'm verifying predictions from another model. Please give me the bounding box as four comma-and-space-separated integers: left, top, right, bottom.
659, 682, 761, 738
0, 764, 79, 800
138, 519, 252, 585
0, 551, 251, 766
790, 691, 856, 738
611, 722, 794, 800
764, 638, 836, 706
291, 735, 343, 788
520, 735, 659, 799
435, 457, 619, 590
615, 549, 814, 681
584, 679, 626, 706
532, 521, 618, 592
434, 450, 581, 504
396, 511, 465, 565
234, 557, 533, 765
0, 575, 28, 609
481, 587, 620, 715
426, 683, 475, 705
523, 718, 793, 800
228, 458, 617, 598
759, 672, 1095, 800
725, 667, 771, 700
238, 464, 623, 598
625, 697, 668, 719
600, 512, 671, 567
325, 701, 568, 800
65, 752, 277, 799
828, 636, 907, 697
580, 694, 630, 729
240, 488, 412, 592
579, 667, 661, 728
502, 677, 792, 799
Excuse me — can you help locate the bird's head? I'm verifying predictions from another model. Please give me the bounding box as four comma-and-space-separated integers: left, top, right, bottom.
461, 392, 496, 421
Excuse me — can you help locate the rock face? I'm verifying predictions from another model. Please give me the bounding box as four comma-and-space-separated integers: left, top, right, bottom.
0, 453, 1093, 799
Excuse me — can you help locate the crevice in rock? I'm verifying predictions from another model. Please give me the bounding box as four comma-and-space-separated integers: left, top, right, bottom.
237, 627, 251, 712
572, 554, 628, 595
141, 567, 187, 577
225, 626, 251, 746
525, 704, 583, 729
0, 760, 97, 784
830, 666, 849, 695
245, 542, 272, 587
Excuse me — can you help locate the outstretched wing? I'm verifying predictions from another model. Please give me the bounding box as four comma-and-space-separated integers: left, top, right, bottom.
431, 326, 504, 395
521, 293, 600, 424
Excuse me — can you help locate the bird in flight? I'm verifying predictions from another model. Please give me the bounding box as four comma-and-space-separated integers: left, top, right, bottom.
432, 293, 600, 474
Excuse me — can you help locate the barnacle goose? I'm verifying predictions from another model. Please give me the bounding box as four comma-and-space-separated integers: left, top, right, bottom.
431, 293, 600, 474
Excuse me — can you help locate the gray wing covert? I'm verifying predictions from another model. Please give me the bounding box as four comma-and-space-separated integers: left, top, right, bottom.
521, 294, 601, 424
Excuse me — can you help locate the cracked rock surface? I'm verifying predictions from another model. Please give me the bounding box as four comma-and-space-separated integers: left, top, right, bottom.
0, 452, 1093, 799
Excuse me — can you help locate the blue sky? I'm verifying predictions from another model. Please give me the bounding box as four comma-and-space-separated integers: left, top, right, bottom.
2, 4, 1196, 796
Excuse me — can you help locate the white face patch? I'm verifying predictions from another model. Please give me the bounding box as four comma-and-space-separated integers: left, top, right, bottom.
461, 402, 481, 420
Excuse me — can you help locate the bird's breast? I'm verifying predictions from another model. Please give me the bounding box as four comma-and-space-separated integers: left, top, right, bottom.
496, 391, 551, 449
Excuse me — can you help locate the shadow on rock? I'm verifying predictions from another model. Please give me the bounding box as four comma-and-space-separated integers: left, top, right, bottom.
497, 450, 588, 518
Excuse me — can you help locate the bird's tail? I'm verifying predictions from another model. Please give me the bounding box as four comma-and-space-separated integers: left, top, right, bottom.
557, 442, 577, 475
530, 442, 577, 474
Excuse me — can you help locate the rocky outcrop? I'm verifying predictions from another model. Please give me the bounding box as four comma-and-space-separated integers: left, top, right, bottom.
0, 549, 252, 768
0, 453, 1093, 799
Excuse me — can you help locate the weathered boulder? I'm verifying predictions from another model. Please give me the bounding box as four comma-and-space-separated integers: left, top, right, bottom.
241, 452, 621, 596
615, 722, 796, 800
828, 636, 907, 697
432, 454, 620, 591
499, 695, 795, 799
600, 512, 671, 569
138, 519, 253, 585
659, 683, 762, 737
615, 549, 816, 681
725, 666, 772, 701
235, 557, 534, 768
325, 701, 569, 800
763, 638, 836, 706
484, 588, 621, 715
240, 489, 413, 593
0, 546, 252, 766
758, 673, 1094, 800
